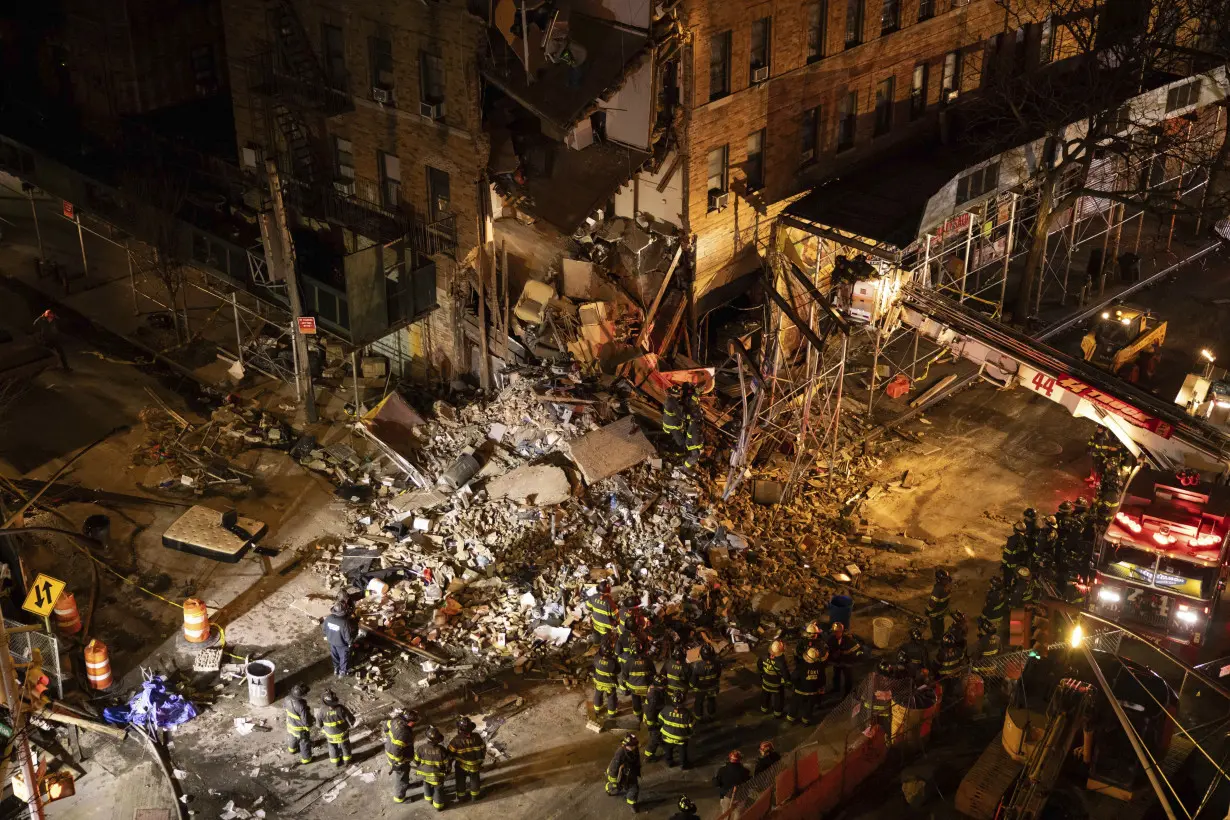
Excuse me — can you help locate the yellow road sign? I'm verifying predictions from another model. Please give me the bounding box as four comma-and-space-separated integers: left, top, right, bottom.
22, 574, 66, 618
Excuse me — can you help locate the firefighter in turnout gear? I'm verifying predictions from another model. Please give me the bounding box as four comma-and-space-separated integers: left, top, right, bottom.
659, 691, 696, 768
1010, 566, 1039, 608
691, 643, 721, 721
384, 706, 419, 803
605, 733, 642, 812
317, 690, 356, 767
593, 642, 621, 719
900, 627, 931, 680
829, 621, 863, 696
864, 660, 897, 741
788, 646, 826, 725
663, 646, 691, 699
414, 726, 451, 811
447, 716, 486, 802
643, 673, 668, 760
1002, 520, 1028, 585
321, 603, 358, 677
285, 682, 314, 764
971, 616, 1001, 675
926, 568, 952, 641
662, 387, 686, 449
587, 580, 618, 640
623, 643, 654, 721
948, 610, 969, 648
982, 576, 1008, 633
1035, 515, 1059, 577
1023, 506, 1039, 539
935, 632, 965, 697
684, 416, 704, 470
759, 640, 790, 717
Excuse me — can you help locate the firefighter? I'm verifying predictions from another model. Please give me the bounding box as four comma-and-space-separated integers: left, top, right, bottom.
623, 642, 653, 722
605, 733, 641, 812
663, 646, 691, 700
671, 795, 700, 820
948, 610, 969, 648
1002, 520, 1028, 585
691, 643, 721, 721
317, 690, 356, 767
447, 716, 487, 802
384, 706, 419, 803
758, 640, 790, 717
321, 603, 357, 677
1009, 566, 1038, 608
754, 740, 781, 775
413, 726, 451, 811
1023, 506, 1039, 547
284, 682, 313, 765
864, 659, 896, 741
587, 580, 618, 641
662, 386, 686, 449
795, 620, 825, 662
900, 627, 931, 680
935, 632, 965, 698
659, 690, 696, 769
593, 641, 621, 721
643, 673, 668, 760
926, 568, 953, 641
787, 646, 825, 725
684, 416, 704, 469
1088, 427, 1112, 484
982, 577, 1007, 637
829, 621, 863, 697
971, 616, 1001, 675
616, 598, 644, 650
714, 750, 751, 813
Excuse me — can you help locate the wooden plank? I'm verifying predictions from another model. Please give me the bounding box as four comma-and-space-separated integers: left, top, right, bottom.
765, 281, 828, 354
910, 374, 958, 408
637, 244, 683, 350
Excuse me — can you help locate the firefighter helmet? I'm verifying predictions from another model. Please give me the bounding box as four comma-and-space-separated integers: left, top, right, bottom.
769, 640, 786, 657
977, 615, 994, 636
1017, 566, 1032, 580
322, 689, 339, 706
728, 750, 743, 763
908, 627, 924, 642
406, 709, 421, 724
941, 632, 957, 647
701, 643, 716, 660
330, 603, 347, 617
877, 659, 894, 676
804, 647, 821, 663
678, 796, 697, 812
1023, 507, 1037, 520
804, 621, 821, 638
1044, 515, 1058, 528
951, 610, 966, 624
1013, 520, 1027, 535
426, 726, 444, 744
1074, 496, 1089, 510
597, 579, 611, 594
623, 732, 639, 748
935, 568, 951, 583
759, 740, 775, 756
457, 717, 475, 733
291, 682, 309, 698
1058, 500, 1074, 514
670, 689, 686, 704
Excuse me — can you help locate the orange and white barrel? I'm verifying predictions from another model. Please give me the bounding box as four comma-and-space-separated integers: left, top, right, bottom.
53, 592, 82, 635
84, 639, 112, 690
183, 598, 210, 643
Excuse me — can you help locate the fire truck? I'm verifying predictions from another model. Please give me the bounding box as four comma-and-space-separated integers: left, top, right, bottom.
1090, 468, 1230, 648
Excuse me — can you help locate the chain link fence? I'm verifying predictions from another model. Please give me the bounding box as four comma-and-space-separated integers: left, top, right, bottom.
5, 619, 63, 699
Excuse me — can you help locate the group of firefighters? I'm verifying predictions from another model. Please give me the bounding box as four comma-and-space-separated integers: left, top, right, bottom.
283, 682, 488, 810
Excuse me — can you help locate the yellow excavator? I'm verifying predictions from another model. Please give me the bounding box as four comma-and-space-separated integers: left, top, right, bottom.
1080, 305, 1166, 382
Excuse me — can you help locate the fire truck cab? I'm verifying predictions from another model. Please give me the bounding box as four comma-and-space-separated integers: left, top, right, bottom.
1091, 469, 1230, 648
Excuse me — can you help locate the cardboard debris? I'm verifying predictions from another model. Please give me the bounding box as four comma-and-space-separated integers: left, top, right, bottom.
566, 416, 656, 484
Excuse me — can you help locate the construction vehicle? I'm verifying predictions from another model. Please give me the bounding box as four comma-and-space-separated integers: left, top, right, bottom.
1090, 468, 1230, 649
956, 650, 1177, 819
1080, 304, 1166, 380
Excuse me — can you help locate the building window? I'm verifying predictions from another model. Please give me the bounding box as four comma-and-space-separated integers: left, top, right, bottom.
918, 0, 934, 21
845, 0, 864, 47
801, 106, 820, 161
334, 137, 355, 179
941, 50, 961, 103
1166, 78, 1201, 112
426, 166, 450, 222
191, 46, 217, 94
746, 129, 765, 191
1038, 16, 1054, 64
955, 162, 1000, 205
807, 2, 826, 62
420, 51, 445, 108
874, 77, 894, 135
982, 34, 1002, 87
379, 152, 401, 209
750, 17, 772, 83
370, 36, 394, 94
1108, 105, 1131, 135
910, 64, 928, 119
706, 144, 728, 208
710, 30, 732, 100
881, 0, 900, 35
837, 90, 857, 151
322, 24, 346, 86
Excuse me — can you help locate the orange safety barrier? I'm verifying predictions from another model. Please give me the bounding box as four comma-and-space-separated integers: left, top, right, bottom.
84, 639, 112, 690
53, 592, 82, 635
183, 598, 210, 643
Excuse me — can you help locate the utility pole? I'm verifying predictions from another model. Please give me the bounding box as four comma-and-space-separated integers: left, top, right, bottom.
264, 159, 318, 423
0, 621, 47, 820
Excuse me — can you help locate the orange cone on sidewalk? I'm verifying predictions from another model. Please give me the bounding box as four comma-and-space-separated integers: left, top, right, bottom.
84, 639, 112, 690
183, 598, 210, 643
53, 592, 82, 635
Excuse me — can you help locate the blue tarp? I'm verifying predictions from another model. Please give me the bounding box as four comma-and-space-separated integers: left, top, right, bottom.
102, 675, 198, 729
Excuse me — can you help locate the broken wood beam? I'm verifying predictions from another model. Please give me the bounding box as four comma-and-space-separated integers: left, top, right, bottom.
39, 707, 128, 739
909, 374, 957, 408
364, 625, 450, 664
786, 263, 851, 336
637, 244, 683, 350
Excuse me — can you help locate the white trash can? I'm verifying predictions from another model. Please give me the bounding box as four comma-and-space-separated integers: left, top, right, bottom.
247, 660, 276, 707
872, 617, 894, 649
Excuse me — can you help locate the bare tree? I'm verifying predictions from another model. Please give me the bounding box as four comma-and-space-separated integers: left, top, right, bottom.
968, 0, 1230, 319
121, 155, 193, 342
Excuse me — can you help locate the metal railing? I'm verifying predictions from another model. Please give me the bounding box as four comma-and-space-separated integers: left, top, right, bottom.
4, 619, 63, 700
247, 51, 352, 117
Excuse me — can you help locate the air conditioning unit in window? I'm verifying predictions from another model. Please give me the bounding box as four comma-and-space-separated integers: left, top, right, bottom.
800, 148, 814, 162
334, 179, 356, 196
708, 189, 729, 211
420, 101, 445, 120
943, 88, 959, 103
752, 65, 769, 83
372, 87, 392, 104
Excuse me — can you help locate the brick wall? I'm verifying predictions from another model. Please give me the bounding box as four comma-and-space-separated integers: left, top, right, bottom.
682, 0, 1053, 300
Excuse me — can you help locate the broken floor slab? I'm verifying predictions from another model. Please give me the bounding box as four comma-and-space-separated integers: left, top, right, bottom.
565, 415, 656, 484
486, 464, 571, 506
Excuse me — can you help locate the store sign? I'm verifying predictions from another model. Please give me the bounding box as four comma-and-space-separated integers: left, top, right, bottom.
297, 317, 317, 334
62, 201, 74, 219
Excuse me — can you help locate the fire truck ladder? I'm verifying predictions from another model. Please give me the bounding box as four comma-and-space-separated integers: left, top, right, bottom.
897, 284, 1230, 475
